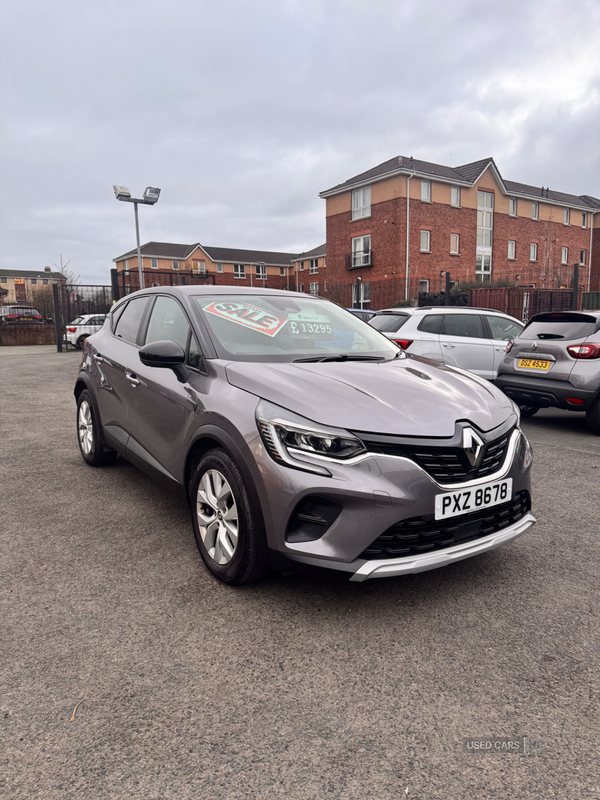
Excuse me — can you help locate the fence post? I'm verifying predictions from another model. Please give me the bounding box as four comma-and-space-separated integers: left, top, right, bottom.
572, 264, 580, 310
52, 283, 63, 353
445, 272, 451, 305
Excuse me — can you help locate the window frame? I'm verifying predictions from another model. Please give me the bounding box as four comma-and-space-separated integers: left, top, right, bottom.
172, 260, 180, 271
233, 264, 246, 279
530, 242, 538, 262
216, 263, 223, 273
531, 202, 539, 221
351, 235, 371, 267
309, 281, 319, 296
421, 180, 431, 203
450, 233, 460, 255
509, 197, 517, 217
561, 246, 569, 265
351, 185, 371, 220
309, 259, 318, 274
582, 212, 588, 229
563, 208, 570, 226
420, 230, 431, 253
450, 186, 461, 207
419, 279, 430, 294
151, 258, 158, 269
256, 264, 267, 280
508, 240, 516, 260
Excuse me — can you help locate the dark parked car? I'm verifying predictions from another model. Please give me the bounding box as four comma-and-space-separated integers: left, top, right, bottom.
496, 310, 600, 434
0, 305, 44, 323
74, 286, 535, 584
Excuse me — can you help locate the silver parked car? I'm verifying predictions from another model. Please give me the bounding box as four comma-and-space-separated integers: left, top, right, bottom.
369, 307, 524, 379
495, 310, 600, 433
74, 286, 535, 584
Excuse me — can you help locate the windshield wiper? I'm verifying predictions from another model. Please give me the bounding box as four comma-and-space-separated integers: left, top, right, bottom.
294, 353, 387, 363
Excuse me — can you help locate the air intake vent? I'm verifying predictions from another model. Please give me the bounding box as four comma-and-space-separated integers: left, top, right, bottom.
286, 496, 342, 543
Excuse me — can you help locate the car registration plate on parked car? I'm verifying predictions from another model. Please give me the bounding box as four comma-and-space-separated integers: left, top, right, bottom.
517, 358, 550, 370
435, 479, 513, 520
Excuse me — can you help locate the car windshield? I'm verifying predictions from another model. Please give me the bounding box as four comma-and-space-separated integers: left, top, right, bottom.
369, 314, 409, 332
193, 294, 399, 361
70, 317, 84, 325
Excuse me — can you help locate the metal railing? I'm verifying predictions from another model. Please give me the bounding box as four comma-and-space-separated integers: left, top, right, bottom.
345, 250, 373, 270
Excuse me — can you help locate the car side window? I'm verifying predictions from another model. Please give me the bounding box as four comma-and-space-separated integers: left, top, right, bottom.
187, 333, 203, 369
486, 315, 522, 341
114, 297, 150, 344
144, 296, 190, 352
442, 314, 484, 338
89, 316, 104, 326
416, 314, 443, 334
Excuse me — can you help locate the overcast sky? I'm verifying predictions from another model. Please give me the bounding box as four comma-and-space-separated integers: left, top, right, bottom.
2, 0, 600, 284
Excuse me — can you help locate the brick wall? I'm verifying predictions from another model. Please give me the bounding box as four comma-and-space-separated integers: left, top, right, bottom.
0, 324, 56, 346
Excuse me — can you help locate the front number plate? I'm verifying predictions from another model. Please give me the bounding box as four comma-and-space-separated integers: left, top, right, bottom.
435, 479, 513, 520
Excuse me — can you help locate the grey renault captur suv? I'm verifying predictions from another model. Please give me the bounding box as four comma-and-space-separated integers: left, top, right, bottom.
74, 286, 535, 584
496, 310, 600, 434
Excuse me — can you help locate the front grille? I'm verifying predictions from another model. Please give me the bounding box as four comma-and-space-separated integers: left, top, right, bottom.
360, 490, 530, 560
360, 428, 513, 485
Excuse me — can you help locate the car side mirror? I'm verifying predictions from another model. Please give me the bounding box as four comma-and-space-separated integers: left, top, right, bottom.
139, 340, 191, 383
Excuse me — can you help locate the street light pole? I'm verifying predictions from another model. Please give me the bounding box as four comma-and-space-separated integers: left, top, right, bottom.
114, 185, 161, 292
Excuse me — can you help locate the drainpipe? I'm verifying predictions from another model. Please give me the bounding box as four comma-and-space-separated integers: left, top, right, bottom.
405, 172, 415, 301
587, 214, 595, 293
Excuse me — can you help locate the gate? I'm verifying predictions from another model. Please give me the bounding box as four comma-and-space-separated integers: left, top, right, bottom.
52, 283, 114, 352
468, 287, 581, 323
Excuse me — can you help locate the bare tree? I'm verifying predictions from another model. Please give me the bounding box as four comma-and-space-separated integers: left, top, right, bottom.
53, 254, 80, 285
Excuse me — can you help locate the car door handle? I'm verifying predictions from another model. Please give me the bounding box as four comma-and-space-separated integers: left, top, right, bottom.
442, 344, 455, 348
93, 354, 104, 364
495, 347, 506, 352
126, 373, 141, 387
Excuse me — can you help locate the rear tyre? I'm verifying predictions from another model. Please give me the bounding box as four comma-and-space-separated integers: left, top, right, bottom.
76, 390, 117, 466
586, 396, 600, 435
76, 334, 87, 349
190, 448, 269, 585
519, 404, 540, 419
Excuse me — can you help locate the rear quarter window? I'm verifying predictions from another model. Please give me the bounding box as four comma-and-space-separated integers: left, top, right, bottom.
369, 314, 409, 333
416, 314, 443, 334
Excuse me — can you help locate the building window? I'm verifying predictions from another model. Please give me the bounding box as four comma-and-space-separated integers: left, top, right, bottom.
309, 259, 318, 274
509, 197, 517, 216
530, 243, 538, 261
233, 264, 245, 279
172, 260, 180, 270
419, 279, 430, 294
299, 261, 304, 271
123, 259, 129, 270
216, 263, 223, 273
421, 180, 431, 203
351, 235, 371, 267
352, 186, 371, 220
151, 258, 158, 269
0, 277, 6, 283
323, 257, 326, 268
192, 260, 206, 274
324, 280, 327, 291
31, 279, 37, 285
42, 279, 48, 285
580, 249, 587, 265
299, 284, 305, 292
256, 264, 267, 280
531, 202, 539, 220
508, 240, 516, 260
352, 281, 371, 308
309, 282, 319, 295
563, 208, 570, 226
279, 267, 286, 276
420, 230, 431, 252
450, 233, 459, 254
451, 186, 461, 207
561, 247, 568, 265
582, 212, 588, 228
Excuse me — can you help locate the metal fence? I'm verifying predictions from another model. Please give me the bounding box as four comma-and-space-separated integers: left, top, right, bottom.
52, 283, 114, 352
583, 292, 600, 310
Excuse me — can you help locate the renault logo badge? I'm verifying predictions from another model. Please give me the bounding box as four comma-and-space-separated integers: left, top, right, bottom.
462, 428, 484, 467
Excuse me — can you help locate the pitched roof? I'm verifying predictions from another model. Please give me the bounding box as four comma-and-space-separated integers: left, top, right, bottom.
320, 154, 600, 209
201, 245, 298, 266
0, 268, 63, 280
114, 242, 199, 261
292, 243, 326, 261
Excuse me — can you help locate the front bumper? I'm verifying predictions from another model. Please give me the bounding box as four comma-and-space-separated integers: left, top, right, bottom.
350, 512, 535, 580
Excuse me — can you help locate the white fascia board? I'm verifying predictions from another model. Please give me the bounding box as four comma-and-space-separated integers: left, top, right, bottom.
319, 169, 471, 199
506, 190, 595, 212
469, 161, 508, 194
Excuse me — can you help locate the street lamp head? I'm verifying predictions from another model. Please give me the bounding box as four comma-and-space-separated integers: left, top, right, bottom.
113, 185, 131, 201
143, 186, 161, 205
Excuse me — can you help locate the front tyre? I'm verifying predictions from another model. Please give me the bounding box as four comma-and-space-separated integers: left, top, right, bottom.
76, 390, 117, 466
586, 395, 600, 435
190, 449, 269, 585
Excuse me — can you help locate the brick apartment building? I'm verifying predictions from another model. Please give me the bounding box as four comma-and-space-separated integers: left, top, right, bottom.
113, 242, 299, 292
0, 267, 64, 304
320, 156, 600, 309
290, 243, 327, 295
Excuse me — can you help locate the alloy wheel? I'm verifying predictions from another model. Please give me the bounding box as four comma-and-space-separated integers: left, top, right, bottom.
196, 469, 239, 565
78, 400, 93, 455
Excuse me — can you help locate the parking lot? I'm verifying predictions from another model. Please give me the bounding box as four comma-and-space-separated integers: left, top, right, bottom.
1, 346, 599, 799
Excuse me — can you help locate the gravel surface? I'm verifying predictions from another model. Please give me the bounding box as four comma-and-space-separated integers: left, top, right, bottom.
1, 347, 599, 799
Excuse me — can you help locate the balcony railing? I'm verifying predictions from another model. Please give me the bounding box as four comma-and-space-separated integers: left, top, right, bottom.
345, 250, 373, 270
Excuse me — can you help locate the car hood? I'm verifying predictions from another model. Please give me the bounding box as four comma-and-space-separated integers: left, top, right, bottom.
225, 356, 515, 437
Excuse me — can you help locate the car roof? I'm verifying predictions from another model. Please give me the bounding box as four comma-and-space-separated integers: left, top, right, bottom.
373, 306, 515, 316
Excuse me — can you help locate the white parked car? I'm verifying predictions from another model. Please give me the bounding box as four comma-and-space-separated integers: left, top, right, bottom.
65, 314, 106, 349
368, 307, 524, 380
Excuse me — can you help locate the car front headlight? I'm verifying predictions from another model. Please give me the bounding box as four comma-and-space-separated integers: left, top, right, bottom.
256, 400, 366, 475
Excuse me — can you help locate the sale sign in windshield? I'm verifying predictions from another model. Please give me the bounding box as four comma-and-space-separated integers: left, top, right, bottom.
204, 302, 288, 337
